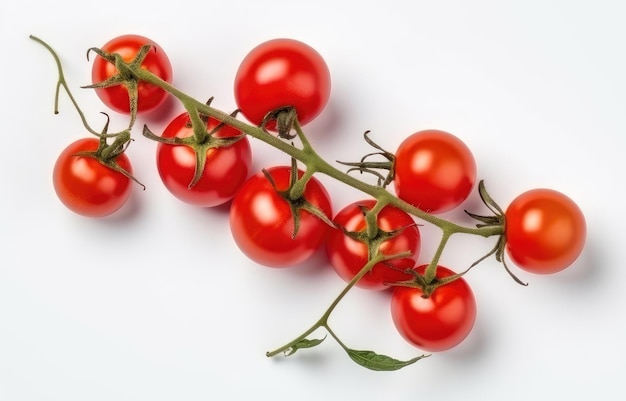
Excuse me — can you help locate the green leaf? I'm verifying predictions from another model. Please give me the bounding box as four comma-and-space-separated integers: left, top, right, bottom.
285, 336, 326, 356
346, 348, 429, 371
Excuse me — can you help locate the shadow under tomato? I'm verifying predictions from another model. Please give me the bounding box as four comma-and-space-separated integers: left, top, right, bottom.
299, 96, 344, 143
267, 341, 337, 370
277, 245, 335, 279
432, 316, 490, 363
540, 234, 603, 289
92, 186, 146, 226
139, 93, 180, 126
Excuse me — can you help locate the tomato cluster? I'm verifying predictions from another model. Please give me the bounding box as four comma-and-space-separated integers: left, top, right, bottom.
42, 34, 587, 361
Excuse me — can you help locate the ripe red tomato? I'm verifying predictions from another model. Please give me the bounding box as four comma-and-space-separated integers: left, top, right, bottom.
53, 138, 133, 218
391, 265, 477, 352
156, 112, 252, 207
229, 166, 333, 268
234, 38, 331, 130
393, 129, 476, 214
505, 188, 586, 274
91, 34, 173, 114
325, 199, 421, 291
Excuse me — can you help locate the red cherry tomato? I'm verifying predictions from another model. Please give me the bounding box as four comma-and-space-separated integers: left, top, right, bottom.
229, 166, 333, 268
234, 38, 331, 130
505, 188, 586, 274
156, 112, 252, 207
394, 130, 476, 214
391, 265, 477, 352
91, 34, 173, 114
325, 199, 421, 291
53, 138, 133, 218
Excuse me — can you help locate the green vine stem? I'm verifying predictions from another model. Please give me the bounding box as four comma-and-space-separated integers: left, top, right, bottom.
264, 254, 390, 358
30, 34, 504, 268
132, 67, 504, 234
30, 35, 144, 188
128, 67, 504, 280
265, 251, 429, 371
31, 35, 103, 137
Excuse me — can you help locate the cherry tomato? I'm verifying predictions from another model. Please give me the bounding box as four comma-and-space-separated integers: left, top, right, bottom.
394, 129, 476, 214
91, 34, 173, 114
325, 199, 421, 291
234, 38, 331, 130
391, 265, 477, 352
53, 138, 133, 218
229, 166, 333, 268
505, 188, 586, 274
156, 112, 252, 207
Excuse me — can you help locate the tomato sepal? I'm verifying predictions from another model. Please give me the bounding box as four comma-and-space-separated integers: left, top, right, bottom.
336, 131, 396, 188
464, 181, 505, 227
75, 116, 144, 189
262, 158, 336, 239
142, 108, 246, 189
389, 264, 476, 298
83, 43, 155, 124
460, 180, 526, 285
339, 214, 418, 272
259, 106, 299, 140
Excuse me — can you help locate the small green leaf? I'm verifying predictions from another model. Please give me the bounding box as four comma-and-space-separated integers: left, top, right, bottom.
346, 348, 429, 371
285, 336, 327, 356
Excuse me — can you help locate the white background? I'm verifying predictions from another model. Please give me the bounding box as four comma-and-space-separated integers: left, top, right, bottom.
1, 0, 625, 400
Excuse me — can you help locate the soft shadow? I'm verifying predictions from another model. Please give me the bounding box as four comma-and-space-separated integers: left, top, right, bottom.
286, 246, 335, 279
547, 236, 604, 288
306, 96, 345, 140
199, 197, 234, 218
266, 345, 338, 372
140, 94, 181, 126
93, 186, 146, 227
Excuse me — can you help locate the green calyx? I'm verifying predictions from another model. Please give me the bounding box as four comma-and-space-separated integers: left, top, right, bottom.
82, 44, 155, 129
263, 158, 336, 240
464, 180, 527, 286
73, 115, 144, 189
142, 106, 246, 189
336, 130, 396, 188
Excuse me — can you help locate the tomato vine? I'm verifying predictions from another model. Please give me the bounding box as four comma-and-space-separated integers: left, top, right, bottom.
29, 34, 586, 371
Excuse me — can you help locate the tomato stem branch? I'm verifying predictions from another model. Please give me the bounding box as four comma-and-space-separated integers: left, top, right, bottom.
266, 253, 391, 357
132, 65, 503, 239
423, 230, 453, 284
30, 35, 103, 137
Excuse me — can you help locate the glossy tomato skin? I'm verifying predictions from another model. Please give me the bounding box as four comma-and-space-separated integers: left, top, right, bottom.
394, 130, 477, 214
391, 265, 477, 352
53, 138, 133, 218
156, 112, 252, 207
234, 38, 331, 130
229, 166, 333, 268
505, 188, 586, 274
325, 199, 421, 291
91, 34, 173, 114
